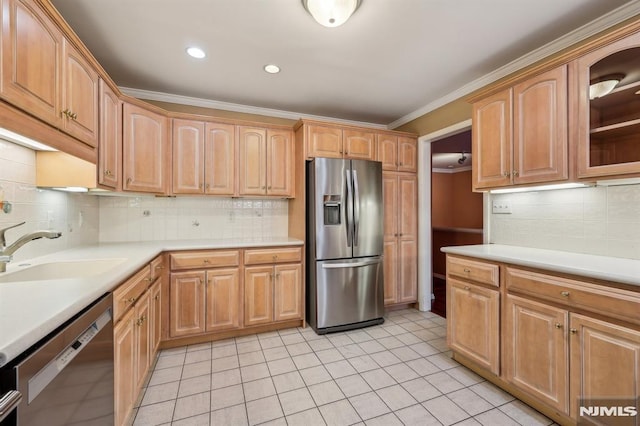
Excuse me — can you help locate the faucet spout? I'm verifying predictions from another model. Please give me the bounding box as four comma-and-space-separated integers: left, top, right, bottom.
0, 224, 62, 273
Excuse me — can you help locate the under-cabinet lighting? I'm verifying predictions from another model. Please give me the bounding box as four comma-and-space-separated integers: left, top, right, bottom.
490, 183, 590, 194
0, 128, 57, 151
52, 187, 89, 193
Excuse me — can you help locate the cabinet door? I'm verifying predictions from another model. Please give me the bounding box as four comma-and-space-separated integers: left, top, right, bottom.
114, 309, 135, 426
447, 278, 500, 374
306, 124, 342, 158
274, 263, 302, 321
382, 173, 398, 240
398, 174, 417, 238
266, 129, 293, 196
123, 103, 168, 193
238, 126, 267, 195
172, 119, 205, 194
244, 266, 274, 326
343, 129, 376, 160
0, 0, 63, 128
150, 280, 161, 355
472, 89, 512, 189
503, 294, 569, 414
134, 291, 151, 391
398, 239, 417, 303
98, 79, 121, 189
398, 137, 417, 173
383, 239, 398, 305
61, 39, 99, 147
569, 313, 640, 419
170, 271, 206, 337
513, 66, 568, 185
205, 122, 235, 195
377, 134, 398, 170
205, 268, 241, 332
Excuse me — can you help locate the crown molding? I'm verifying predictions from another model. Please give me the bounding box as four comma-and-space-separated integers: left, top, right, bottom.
119, 87, 388, 129
388, 1, 640, 130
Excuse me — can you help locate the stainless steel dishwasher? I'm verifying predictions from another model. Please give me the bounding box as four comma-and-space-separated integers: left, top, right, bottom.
0, 294, 114, 425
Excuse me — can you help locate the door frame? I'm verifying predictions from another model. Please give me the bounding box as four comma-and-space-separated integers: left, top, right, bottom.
416, 119, 487, 312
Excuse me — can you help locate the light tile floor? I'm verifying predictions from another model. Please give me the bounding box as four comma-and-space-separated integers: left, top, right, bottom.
130, 309, 558, 426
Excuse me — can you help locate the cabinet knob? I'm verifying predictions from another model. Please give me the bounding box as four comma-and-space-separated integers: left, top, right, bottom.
268, 186, 272, 190
555, 323, 563, 329
503, 172, 511, 178
463, 268, 471, 273
145, 277, 154, 282
512, 170, 519, 177
199, 183, 203, 189
126, 178, 132, 185
464, 286, 470, 291
124, 297, 137, 304
154, 295, 159, 301
560, 291, 570, 297
205, 184, 210, 190
262, 186, 266, 190
104, 170, 112, 177
570, 328, 578, 335
203, 259, 210, 264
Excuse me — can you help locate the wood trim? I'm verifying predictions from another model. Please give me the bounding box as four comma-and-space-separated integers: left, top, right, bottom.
294, 118, 417, 138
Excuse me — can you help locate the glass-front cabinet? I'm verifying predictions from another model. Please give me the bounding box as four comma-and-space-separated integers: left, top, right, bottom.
575, 31, 640, 178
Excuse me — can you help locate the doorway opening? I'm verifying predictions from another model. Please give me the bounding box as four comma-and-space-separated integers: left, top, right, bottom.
430, 130, 483, 317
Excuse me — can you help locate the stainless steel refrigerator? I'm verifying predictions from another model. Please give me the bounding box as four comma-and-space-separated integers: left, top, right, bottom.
306, 158, 384, 334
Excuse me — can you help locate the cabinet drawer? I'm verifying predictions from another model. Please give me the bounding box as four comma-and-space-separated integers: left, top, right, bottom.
150, 255, 165, 281
244, 247, 302, 265
506, 267, 640, 325
447, 255, 499, 288
113, 266, 152, 322
170, 250, 240, 270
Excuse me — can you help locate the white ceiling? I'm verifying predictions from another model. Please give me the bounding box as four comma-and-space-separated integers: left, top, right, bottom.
51, 0, 637, 126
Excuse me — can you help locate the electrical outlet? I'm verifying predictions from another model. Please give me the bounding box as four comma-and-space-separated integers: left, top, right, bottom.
492, 201, 512, 214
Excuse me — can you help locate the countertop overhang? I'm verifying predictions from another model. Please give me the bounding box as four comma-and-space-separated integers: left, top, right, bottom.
441, 244, 640, 287
0, 238, 303, 367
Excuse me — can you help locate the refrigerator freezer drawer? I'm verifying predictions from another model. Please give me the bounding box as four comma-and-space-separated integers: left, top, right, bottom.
315, 256, 384, 330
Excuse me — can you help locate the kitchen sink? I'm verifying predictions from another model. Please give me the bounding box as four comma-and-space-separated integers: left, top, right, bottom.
0, 258, 127, 283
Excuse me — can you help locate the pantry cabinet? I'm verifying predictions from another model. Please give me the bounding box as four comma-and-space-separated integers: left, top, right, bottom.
97, 79, 121, 189
123, 101, 169, 194
378, 134, 417, 172
238, 126, 294, 197
472, 65, 568, 190
172, 119, 236, 195
382, 172, 418, 305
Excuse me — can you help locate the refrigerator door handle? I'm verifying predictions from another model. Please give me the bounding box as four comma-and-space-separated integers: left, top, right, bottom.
345, 169, 354, 247
321, 258, 382, 269
353, 169, 360, 247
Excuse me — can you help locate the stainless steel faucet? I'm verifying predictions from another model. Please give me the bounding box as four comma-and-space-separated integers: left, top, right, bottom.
0, 222, 62, 272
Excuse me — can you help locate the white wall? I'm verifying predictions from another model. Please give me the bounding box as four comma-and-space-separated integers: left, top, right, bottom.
0, 140, 99, 262
489, 184, 640, 260
98, 196, 289, 242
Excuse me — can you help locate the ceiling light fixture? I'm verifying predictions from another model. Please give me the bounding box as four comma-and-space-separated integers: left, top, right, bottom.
589, 73, 624, 100
302, 0, 362, 28
186, 47, 206, 59
264, 64, 281, 74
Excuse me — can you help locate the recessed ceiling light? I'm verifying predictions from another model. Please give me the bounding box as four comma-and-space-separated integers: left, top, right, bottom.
264, 64, 281, 74
186, 47, 206, 59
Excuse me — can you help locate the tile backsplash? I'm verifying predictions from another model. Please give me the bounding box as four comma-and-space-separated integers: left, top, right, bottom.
0, 140, 99, 262
98, 196, 289, 242
489, 184, 640, 260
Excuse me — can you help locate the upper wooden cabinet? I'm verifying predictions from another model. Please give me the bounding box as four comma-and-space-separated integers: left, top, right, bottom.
378, 134, 417, 172
98, 79, 121, 190
0, 0, 99, 148
238, 126, 294, 197
472, 65, 568, 190
574, 31, 640, 179
123, 101, 169, 194
172, 119, 236, 195
302, 122, 376, 160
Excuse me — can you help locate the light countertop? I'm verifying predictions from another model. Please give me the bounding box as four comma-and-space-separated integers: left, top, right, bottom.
0, 237, 303, 367
441, 244, 640, 287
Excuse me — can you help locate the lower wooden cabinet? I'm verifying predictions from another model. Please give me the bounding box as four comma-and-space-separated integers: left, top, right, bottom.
503, 293, 569, 413
447, 277, 500, 375
206, 268, 241, 332
114, 308, 135, 426
170, 271, 206, 337
245, 263, 302, 326
150, 279, 162, 354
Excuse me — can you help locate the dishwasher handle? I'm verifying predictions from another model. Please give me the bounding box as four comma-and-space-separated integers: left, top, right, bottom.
0, 390, 22, 422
